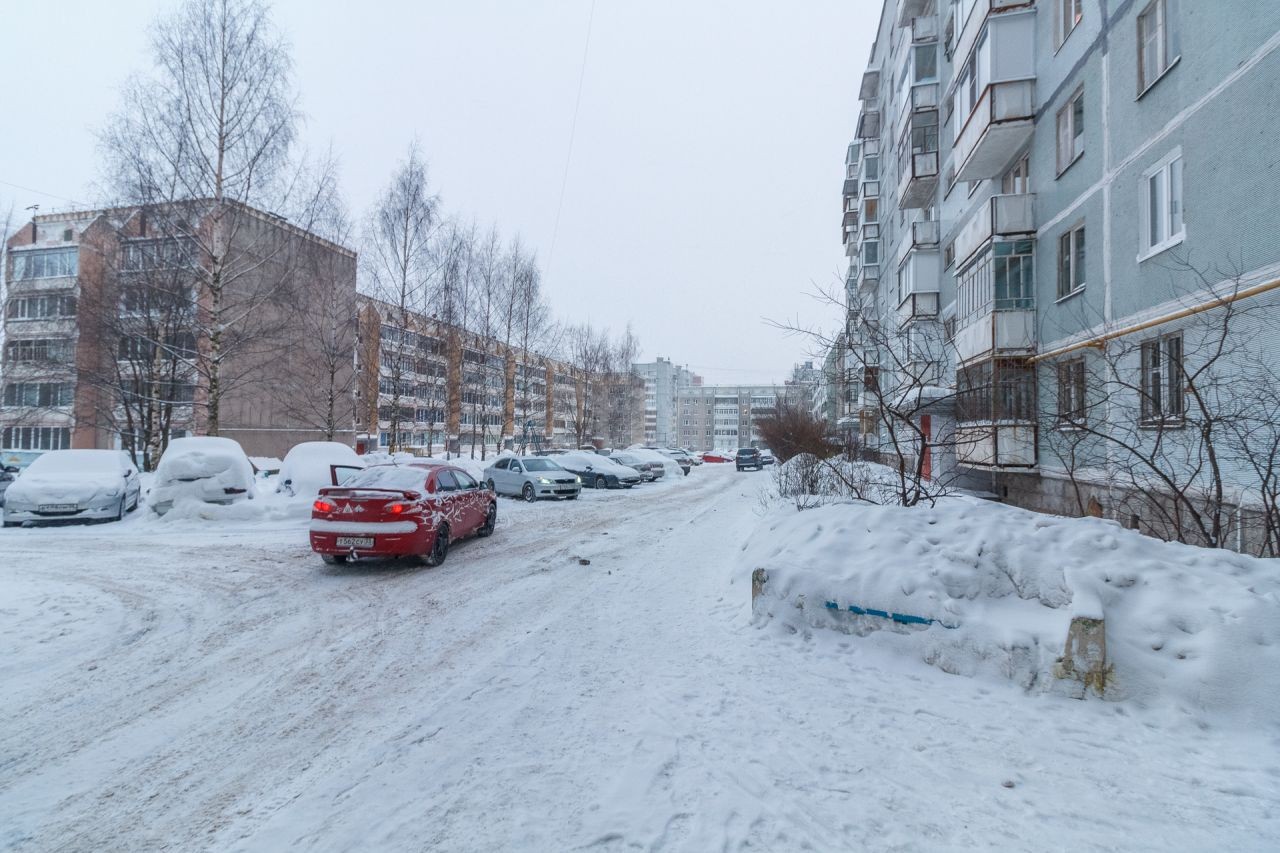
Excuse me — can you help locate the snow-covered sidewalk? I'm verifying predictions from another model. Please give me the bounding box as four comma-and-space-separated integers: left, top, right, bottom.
1, 466, 1277, 851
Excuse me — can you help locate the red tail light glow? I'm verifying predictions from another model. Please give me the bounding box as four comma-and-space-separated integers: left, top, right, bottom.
387, 503, 407, 515
313, 499, 335, 513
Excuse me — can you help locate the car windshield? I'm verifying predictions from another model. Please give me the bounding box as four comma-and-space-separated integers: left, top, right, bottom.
25, 450, 121, 474
342, 465, 428, 491
520, 458, 563, 472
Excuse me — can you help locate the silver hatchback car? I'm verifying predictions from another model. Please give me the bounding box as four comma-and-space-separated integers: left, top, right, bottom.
483, 456, 582, 502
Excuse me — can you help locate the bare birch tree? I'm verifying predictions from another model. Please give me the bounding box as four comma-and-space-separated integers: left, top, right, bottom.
99, 0, 325, 436
365, 143, 439, 453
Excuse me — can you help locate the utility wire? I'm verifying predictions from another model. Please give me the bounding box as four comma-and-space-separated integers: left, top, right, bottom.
0, 178, 87, 207
544, 0, 597, 283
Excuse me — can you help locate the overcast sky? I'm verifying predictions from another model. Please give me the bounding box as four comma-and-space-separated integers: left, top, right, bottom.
0, 0, 876, 385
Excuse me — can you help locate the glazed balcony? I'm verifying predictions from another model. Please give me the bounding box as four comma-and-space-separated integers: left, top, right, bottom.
897, 150, 940, 209
911, 219, 940, 249
955, 422, 1037, 468
952, 0, 1037, 81
897, 0, 933, 26
857, 109, 881, 140
954, 193, 1036, 267
954, 80, 1035, 181
911, 14, 940, 43
860, 69, 881, 100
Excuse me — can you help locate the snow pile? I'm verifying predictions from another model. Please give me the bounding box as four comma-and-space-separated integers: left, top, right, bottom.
746, 497, 1280, 723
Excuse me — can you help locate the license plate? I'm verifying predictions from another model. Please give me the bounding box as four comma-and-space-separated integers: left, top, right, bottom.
335, 536, 373, 548
38, 503, 79, 512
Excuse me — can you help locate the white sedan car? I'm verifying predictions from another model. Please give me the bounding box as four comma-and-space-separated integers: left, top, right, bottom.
276, 441, 365, 498
2, 449, 141, 527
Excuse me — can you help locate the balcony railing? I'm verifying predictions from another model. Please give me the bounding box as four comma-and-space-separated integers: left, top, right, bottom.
842, 209, 859, 229
897, 150, 940, 209
897, 0, 933, 26
857, 109, 881, 140
911, 15, 939, 43
954, 193, 1036, 267
953, 80, 1035, 182
859, 263, 881, 292
860, 69, 881, 100
911, 219, 940, 248
896, 82, 940, 140
843, 178, 860, 199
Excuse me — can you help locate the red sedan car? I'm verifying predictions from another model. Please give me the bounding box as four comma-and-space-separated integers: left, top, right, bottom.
309, 463, 496, 566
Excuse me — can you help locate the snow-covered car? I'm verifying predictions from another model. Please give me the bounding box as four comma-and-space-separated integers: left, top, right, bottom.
0, 465, 18, 507
610, 450, 663, 481
2, 450, 141, 526
555, 451, 642, 489
149, 436, 256, 515
310, 463, 496, 566
483, 456, 581, 502
625, 447, 684, 478
276, 441, 365, 498
656, 448, 694, 475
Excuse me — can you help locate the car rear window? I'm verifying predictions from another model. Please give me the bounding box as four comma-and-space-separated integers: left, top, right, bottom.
344, 466, 429, 491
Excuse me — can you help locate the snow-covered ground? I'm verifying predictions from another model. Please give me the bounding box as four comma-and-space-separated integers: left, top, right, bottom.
1, 465, 1278, 851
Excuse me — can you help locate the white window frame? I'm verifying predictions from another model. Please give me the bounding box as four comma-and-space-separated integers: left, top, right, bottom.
1055, 0, 1083, 50
1056, 88, 1085, 175
1138, 147, 1185, 261
1057, 223, 1086, 300
1137, 0, 1181, 97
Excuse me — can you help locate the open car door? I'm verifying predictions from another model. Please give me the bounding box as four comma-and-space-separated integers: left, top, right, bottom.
329, 464, 364, 486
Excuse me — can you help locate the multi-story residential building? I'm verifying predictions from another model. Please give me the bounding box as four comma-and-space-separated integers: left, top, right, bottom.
357, 297, 644, 455
846, 0, 1280, 546
676, 384, 798, 451
633, 357, 697, 446
2, 203, 357, 461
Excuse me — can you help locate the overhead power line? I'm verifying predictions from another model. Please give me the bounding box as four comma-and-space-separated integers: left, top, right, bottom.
544, 0, 597, 283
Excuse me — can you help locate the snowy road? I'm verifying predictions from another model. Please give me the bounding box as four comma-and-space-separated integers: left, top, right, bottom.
2, 465, 1277, 851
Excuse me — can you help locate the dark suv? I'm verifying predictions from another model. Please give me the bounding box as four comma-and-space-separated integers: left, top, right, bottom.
736, 448, 763, 471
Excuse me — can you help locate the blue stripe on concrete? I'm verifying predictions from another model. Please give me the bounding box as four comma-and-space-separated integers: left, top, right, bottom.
823, 600, 957, 630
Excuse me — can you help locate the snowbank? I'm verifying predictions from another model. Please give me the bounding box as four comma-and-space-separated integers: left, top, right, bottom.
746, 497, 1280, 724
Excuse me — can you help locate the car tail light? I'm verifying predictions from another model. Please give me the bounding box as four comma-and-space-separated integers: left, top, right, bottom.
314, 499, 335, 513
386, 502, 407, 515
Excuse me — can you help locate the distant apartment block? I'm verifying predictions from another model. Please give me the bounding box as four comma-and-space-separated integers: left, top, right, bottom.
2, 203, 357, 460
633, 357, 698, 446
677, 383, 799, 451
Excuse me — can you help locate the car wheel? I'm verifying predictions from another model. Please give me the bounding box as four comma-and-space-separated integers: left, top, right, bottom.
522, 483, 536, 503
478, 502, 497, 537
321, 554, 348, 566
424, 524, 450, 566
595, 475, 607, 490
115, 497, 126, 522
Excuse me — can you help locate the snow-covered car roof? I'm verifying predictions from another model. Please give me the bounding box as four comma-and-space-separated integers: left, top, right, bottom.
21, 449, 133, 474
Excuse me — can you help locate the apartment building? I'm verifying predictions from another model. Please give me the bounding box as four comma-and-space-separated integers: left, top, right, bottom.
847, 0, 1280, 542
676, 384, 797, 451
358, 298, 645, 454
2, 202, 357, 461
633, 357, 698, 446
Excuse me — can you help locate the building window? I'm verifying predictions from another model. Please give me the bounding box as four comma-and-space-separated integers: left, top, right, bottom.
1056, 359, 1087, 426
1057, 224, 1086, 299
5, 294, 77, 320
2, 426, 71, 450
4, 338, 73, 364
1055, 0, 1083, 49
1139, 149, 1184, 259
944, 240, 956, 269
1141, 333, 1185, 424
993, 240, 1035, 309
10, 248, 78, 281
1137, 0, 1180, 95
2, 382, 74, 408
1001, 154, 1030, 195
1056, 89, 1085, 174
